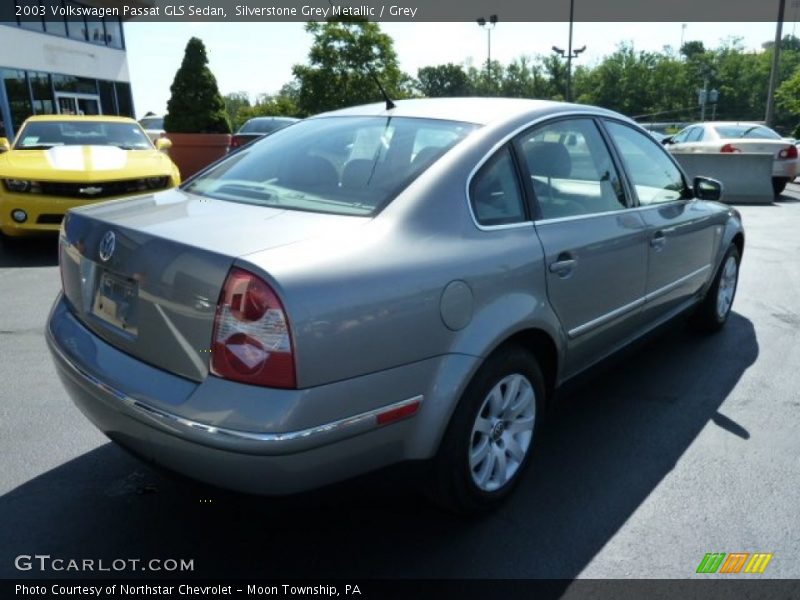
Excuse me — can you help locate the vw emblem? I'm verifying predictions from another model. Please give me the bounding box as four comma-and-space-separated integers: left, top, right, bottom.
98, 231, 116, 262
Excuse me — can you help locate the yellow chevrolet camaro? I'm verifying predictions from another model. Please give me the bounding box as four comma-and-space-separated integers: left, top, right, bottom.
0, 115, 180, 237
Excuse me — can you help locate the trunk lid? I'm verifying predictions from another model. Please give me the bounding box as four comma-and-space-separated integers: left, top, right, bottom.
60, 188, 367, 382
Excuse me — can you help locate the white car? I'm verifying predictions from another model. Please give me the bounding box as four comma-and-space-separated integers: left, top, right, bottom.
138, 115, 165, 143
663, 122, 799, 195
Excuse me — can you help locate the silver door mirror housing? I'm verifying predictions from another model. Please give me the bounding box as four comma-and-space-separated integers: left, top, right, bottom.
694, 176, 723, 202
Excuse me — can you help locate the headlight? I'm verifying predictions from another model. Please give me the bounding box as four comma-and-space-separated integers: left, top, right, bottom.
4, 179, 37, 193
144, 176, 169, 190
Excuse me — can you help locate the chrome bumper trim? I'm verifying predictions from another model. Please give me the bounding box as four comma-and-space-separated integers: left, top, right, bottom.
47, 325, 423, 455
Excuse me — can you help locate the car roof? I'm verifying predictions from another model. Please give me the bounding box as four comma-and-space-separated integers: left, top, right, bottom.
245, 116, 299, 122
313, 97, 616, 126
24, 115, 138, 124
689, 121, 767, 128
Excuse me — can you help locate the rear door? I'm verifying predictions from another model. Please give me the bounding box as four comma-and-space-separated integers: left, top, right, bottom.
515, 117, 649, 378
602, 120, 721, 320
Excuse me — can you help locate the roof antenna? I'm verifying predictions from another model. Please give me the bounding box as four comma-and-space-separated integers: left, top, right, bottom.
370, 72, 396, 110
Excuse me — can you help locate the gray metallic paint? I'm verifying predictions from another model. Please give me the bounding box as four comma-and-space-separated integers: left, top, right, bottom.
47, 98, 744, 494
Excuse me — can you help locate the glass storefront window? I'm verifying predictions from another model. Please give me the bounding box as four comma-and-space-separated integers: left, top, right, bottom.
43, 0, 68, 37
86, 19, 104, 44
114, 82, 134, 118
1, 69, 33, 136
98, 80, 117, 115
104, 17, 123, 49
29, 71, 55, 115
52, 74, 97, 95
16, 0, 45, 31
65, 1, 87, 41
7, 0, 124, 48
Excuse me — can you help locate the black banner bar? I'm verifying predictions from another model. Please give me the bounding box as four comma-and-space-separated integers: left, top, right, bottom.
1, 0, 796, 23
4, 579, 800, 600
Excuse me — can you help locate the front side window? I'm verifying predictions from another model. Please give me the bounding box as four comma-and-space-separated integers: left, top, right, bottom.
671, 127, 693, 144
517, 118, 627, 220
604, 120, 688, 206
184, 117, 478, 217
470, 146, 526, 226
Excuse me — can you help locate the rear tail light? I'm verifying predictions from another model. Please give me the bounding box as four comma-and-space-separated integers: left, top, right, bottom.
211, 267, 296, 388
230, 136, 241, 149
778, 145, 798, 159
720, 144, 741, 153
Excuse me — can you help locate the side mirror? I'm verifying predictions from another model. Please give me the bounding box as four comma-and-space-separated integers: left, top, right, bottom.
0, 138, 10, 153
661, 136, 673, 145
693, 176, 723, 202
155, 137, 172, 151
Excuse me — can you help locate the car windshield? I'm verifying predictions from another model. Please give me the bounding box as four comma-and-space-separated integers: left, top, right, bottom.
713, 124, 781, 140
139, 117, 164, 130
15, 121, 154, 150
185, 116, 479, 216
239, 118, 297, 134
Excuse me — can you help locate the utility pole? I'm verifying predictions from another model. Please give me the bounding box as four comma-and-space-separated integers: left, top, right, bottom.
765, 0, 786, 126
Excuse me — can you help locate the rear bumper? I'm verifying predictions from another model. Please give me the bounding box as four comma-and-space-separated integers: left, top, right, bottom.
773, 159, 799, 179
46, 296, 476, 494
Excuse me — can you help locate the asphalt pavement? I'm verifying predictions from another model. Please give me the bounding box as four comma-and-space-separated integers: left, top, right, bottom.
1, 186, 799, 580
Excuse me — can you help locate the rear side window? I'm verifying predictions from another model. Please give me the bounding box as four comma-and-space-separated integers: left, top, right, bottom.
604, 121, 688, 206
470, 146, 526, 226
516, 118, 627, 220
184, 116, 478, 216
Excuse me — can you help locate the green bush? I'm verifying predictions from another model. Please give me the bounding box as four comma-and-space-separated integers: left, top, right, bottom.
164, 37, 231, 134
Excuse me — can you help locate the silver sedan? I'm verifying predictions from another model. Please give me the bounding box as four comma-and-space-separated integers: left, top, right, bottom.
47, 98, 744, 513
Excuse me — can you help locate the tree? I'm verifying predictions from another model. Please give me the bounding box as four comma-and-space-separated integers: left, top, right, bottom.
223, 92, 251, 131
417, 63, 473, 97
292, 18, 410, 116
164, 37, 231, 134
237, 86, 301, 123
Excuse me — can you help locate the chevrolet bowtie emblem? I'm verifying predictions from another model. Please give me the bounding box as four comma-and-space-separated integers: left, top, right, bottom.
79, 186, 103, 196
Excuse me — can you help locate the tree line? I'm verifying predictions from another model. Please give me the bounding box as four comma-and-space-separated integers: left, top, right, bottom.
223, 20, 800, 136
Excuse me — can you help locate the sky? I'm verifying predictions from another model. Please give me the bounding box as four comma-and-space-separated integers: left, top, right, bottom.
123, 21, 800, 119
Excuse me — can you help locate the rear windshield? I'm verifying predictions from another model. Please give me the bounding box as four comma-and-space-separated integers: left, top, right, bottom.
239, 118, 298, 134
15, 121, 153, 150
713, 124, 781, 140
184, 116, 479, 216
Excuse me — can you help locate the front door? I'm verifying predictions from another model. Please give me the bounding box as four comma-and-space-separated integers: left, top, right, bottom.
56, 93, 101, 116
603, 120, 720, 319
515, 117, 649, 378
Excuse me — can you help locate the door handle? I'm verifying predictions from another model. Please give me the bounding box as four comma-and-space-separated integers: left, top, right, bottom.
549, 254, 577, 276
650, 231, 666, 249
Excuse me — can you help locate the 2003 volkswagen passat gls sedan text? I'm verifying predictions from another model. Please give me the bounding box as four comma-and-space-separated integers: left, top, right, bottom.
47, 98, 744, 512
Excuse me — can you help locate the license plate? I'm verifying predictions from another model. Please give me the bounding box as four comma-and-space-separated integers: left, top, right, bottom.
92, 270, 138, 336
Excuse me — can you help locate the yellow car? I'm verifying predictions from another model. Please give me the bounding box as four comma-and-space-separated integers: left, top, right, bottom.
0, 115, 180, 237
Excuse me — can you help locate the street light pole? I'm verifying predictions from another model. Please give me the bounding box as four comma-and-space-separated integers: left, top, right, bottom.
566, 0, 574, 102
477, 15, 498, 90
765, 0, 786, 127
551, 0, 584, 102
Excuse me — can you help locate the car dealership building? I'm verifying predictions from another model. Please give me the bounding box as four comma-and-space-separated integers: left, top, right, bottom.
0, 0, 148, 139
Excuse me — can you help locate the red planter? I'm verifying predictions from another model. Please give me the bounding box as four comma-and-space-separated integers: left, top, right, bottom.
165, 132, 231, 179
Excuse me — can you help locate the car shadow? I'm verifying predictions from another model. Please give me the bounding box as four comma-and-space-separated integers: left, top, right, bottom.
0, 313, 758, 580
0, 236, 59, 268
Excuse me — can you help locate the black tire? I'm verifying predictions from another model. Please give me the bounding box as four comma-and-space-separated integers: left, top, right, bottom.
690, 244, 740, 333
428, 345, 546, 514
772, 177, 789, 196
